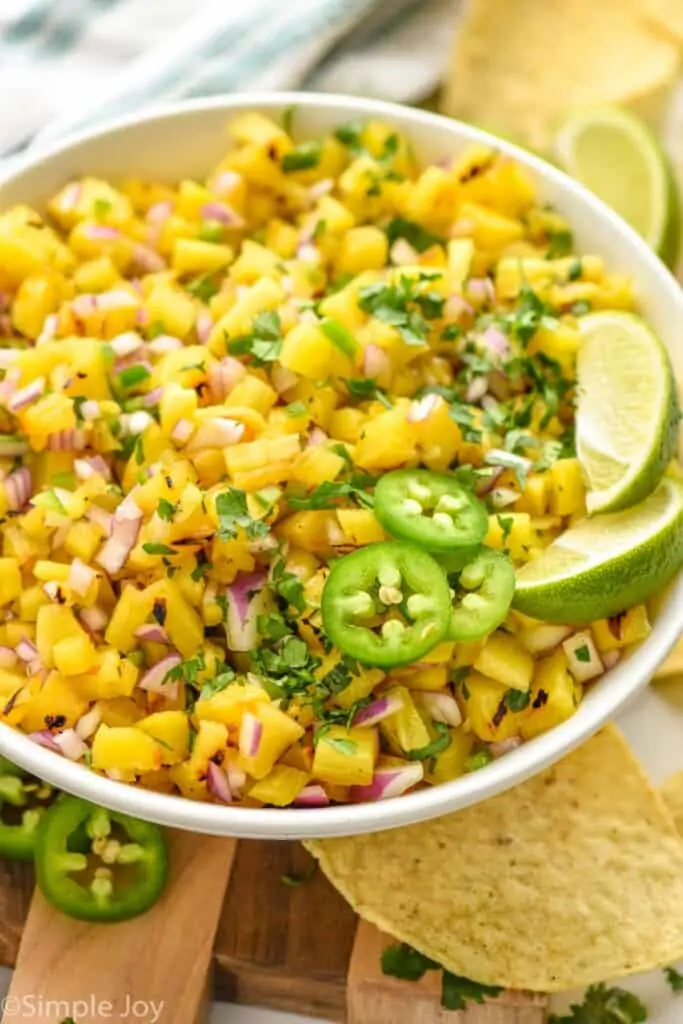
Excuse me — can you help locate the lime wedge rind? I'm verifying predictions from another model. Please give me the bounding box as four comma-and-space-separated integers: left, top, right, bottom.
575, 312, 679, 515
513, 479, 683, 623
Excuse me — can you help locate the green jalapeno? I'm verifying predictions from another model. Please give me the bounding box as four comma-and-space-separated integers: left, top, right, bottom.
0, 764, 54, 861
374, 469, 488, 553
447, 548, 516, 641
34, 796, 168, 922
321, 541, 451, 668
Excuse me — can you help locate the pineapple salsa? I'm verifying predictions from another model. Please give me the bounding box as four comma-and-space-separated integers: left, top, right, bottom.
0, 111, 661, 809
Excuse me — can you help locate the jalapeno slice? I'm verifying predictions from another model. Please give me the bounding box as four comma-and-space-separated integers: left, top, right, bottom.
35, 796, 168, 922
0, 765, 55, 861
321, 541, 451, 668
447, 549, 516, 641
374, 469, 488, 553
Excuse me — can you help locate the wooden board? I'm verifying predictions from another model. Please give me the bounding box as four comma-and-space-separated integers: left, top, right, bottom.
0, 837, 548, 1023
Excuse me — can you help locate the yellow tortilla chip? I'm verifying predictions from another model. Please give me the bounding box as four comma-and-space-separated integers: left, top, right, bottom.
307, 725, 683, 991
660, 770, 683, 831
441, 0, 680, 151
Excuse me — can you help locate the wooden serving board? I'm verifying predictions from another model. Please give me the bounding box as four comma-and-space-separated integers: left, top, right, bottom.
0, 833, 548, 1023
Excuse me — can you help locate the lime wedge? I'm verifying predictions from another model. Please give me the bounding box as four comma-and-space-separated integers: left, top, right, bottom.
575, 311, 679, 514
513, 478, 683, 622
553, 105, 680, 268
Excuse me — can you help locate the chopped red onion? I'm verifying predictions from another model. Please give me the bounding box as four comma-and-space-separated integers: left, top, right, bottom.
171, 418, 194, 444
270, 363, 298, 396
211, 170, 242, 196
200, 201, 245, 228
226, 764, 247, 796
390, 238, 419, 265
4, 467, 33, 511
135, 307, 150, 327
465, 377, 488, 404
490, 487, 520, 510
146, 201, 173, 224
407, 393, 441, 423
306, 427, 328, 447
95, 498, 142, 573
208, 356, 246, 402
490, 736, 522, 759
479, 325, 509, 359
36, 313, 58, 345
297, 242, 320, 264
308, 178, 334, 202
79, 605, 109, 634
53, 728, 87, 761
562, 631, 604, 683
132, 243, 165, 273
7, 376, 45, 411
445, 294, 474, 320
353, 691, 404, 727
363, 344, 390, 381
474, 466, 503, 497
148, 334, 183, 355
603, 650, 620, 670
350, 763, 424, 802
239, 712, 263, 758
143, 386, 164, 408
466, 277, 495, 302
196, 309, 213, 345
79, 399, 101, 420
207, 761, 233, 804
75, 706, 101, 740
0, 349, 20, 370
96, 290, 140, 313
46, 428, 85, 452
67, 558, 97, 597
138, 654, 181, 697
75, 455, 111, 482
293, 784, 330, 808
0, 647, 18, 670
15, 638, 38, 663
135, 623, 169, 644
224, 571, 268, 653
417, 691, 462, 727
85, 504, 114, 536
111, 331, 144, 358
122, 410, 154, 436
83, 224, 120, 241
185, 417, 244, 452
58, 182, 82, 212
29, 730, 61, 753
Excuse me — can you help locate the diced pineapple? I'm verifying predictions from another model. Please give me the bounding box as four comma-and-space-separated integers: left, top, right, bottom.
379, 687, 430, 754
484, 513, 536, 561
53, 634, 98, 676
240, 703, 304, 780
474, 633, 534, 691
336, 509, 386, 546
521, 649, 581, 740
36, 605, 89, 668
291, 447, 346, 488
549, 458, 586, 517
336, 226, 388, 276
189, 721, 229, 775
248, 765, 309, 806
462, 671, 525, 742
64, 521, 105, 562
353, 406, 418, 471
424, 727, 474, 785
312, 726, 378, 786
228, 375, 278, 415
136, 711, 190, 765
18, 672, 88, 733
334, 667, 385, 709
279, 323, 350, 379
592, 605, 651, 652
0, 559, 21, 605
92, 724, 163, 774
194, 683, 270, 727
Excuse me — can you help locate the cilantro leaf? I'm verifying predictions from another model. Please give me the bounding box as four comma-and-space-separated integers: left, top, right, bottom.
323, 735, 358, 756
287, 479, 374, 512
358, 273, 442, 347
227, 310, 283, 365
441, 972, 502, 1011
198, 219, 225, 243
198, 668, 237, 702
142, 543, 177, 556
186, 272, 219, 303
548, 983, 647, 1024
381, 943, 439, 982
505, 688, 530, 711
285, 400, 308, 418
465, 749, 493, 772
546, 227, 573, 258
117, 365, 151, 390
281, 140, 323, 172
216, 487, 269, 542
157, 498, 177, 522
664, 966, 683, 992
92, 198, 112, 219
334, 120, 366, 156
384, 216, 445, 254
404, 722, 451, 761
271, 560, 306, 613
505, 284, 556, 347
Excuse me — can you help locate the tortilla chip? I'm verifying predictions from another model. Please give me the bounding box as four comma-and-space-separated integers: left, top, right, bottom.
441, 0, 680, 151
654, 638, 683, 680
659, 770, 683, 832
306, 725, 683, 991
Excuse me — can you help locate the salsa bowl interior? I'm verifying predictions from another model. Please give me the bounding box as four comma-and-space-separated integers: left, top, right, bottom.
0, 93, 681, 839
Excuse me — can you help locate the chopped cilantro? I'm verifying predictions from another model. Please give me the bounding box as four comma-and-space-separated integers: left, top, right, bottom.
664, 966, 683, 991
384, 216, 445, 254
486, 448, 529, 489
281, 140, 323, 173
281, 104, 297, 135
334, 120, 366, 155
545, 228, 573, 258
146, 320, 166, 339
198, 219, 224, 243
92, 197, 112, 220
346, 378, 380, 398
142, 543, 176, 556
257, 612, 291, 642
287, 479, 374, 512
216, 487, 269, 542
166, 651, 206, 687
51, 471, 76, 489
574, 644, 591, 663
191, 551, 212, 582
404, 722, 451, 761
448, 402, 483, 444
227, 310, 283, 365
496, 515, 514, 543
505, 688, 530, 711
381, 943, 439, 981
324, 736, 358, 757
134, 434, 145, 466
568, 257, 583, 281
378, 133, 399, 163
441, 972, 502, 1011
280, 863, 318, 887
198, 668, 237, 702
156, 498, 177, 522
548, 983, 646, 1024
319, 317, 358, 359
186, 272, 219, 303
505, 284, 556, 347
271, 560, 306, 613
357, 272, 441, 347
117, 365, 151, 390
285, 400, 308, 418
442, 322, 462, 341
571, 300, 592, 317
465, 749, 493, 772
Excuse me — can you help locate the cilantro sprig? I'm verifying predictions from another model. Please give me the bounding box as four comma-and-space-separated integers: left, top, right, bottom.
216, 488, 269, 542
548, 983, 646, 1024
227, 310, 283, 365
381, 943, 502, 1010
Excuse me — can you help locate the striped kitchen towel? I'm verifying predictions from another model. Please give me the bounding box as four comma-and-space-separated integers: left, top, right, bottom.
0, 0, 457, 157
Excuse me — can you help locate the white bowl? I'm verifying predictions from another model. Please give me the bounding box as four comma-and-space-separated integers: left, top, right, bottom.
1, 92, 682, 839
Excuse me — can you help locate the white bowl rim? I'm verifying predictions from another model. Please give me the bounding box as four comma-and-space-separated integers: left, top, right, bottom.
1, 90, 682, 839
